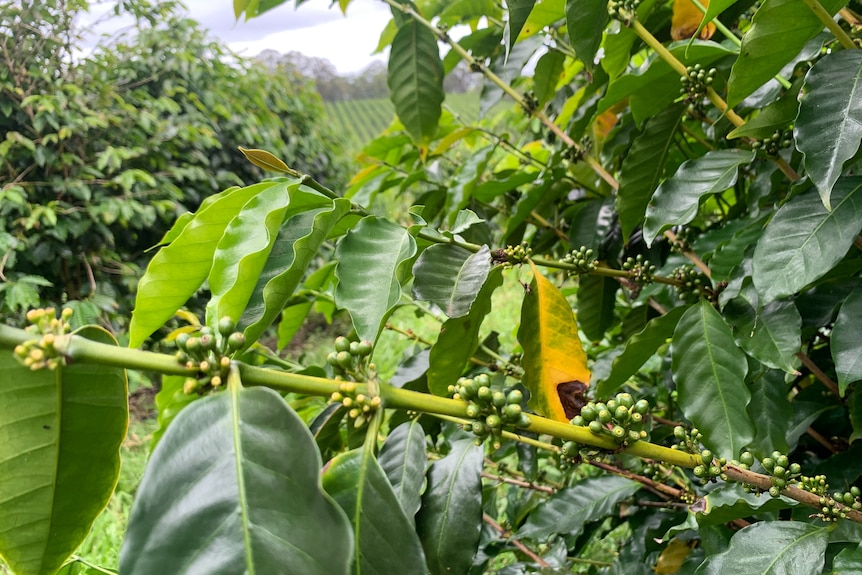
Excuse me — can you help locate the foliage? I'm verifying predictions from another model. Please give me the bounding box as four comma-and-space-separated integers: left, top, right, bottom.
5, 0, 862, 574
0, 0, 347, 326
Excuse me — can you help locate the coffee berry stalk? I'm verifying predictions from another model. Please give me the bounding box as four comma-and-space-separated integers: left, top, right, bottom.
449, 373, 531, 449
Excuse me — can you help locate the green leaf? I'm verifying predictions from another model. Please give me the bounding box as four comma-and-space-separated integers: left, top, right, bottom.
277, 262, 336, 351
726, 0, 847, 107
237, 146, 291, 173
121, 383, 352, 574
129, 183, 268, 347
505, 0, 536, 53
0, 327, 127, 575
617, 102, 686, 241
694, 0, 739, 39
727, 81, 801, 140
378, 420, 428, 525
696, 483, 796, 527
833, 542, 862, 573
576, 274, 618, 342
323, 449, 427, 575
694, 521, 828, 575
416, 439, 483, 575
747, 370, 792, 458
412, 244, 491, 318
427, 267, 503, 395
518, 476, 640, 541
335, 216, 417, 344
643, 150, 756, 246
596, 305, 686, 397
752, 178, 862, 304
671, 300, 754, 459
566, 0, 609, 72
532, 49, 565, 105
832, 287, 862, 395
795, 50, 862, 209
150, 374, 198, 451
388, 18, 444, 143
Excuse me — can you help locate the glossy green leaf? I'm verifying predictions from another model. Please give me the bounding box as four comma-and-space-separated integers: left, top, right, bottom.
752, 178, 862, 304
833, 542, 862, 573
323, 448, 427, 575
518, 476, 640, 541
796, 50, 862, 209
832, 286, 862, 395
726, 0, 847, 107
695, 521, 828, 574
747, 370, 792, 458
643, 150, 756, 246
309, 402, 346, 458
694, 0, 738, 39
412, 244, 491, 318
388, 18, 444, 143
576, 274, 618, 341
129, 183, 267, 347
849, 385, 862, 444
728, 81, 801, 140
532, 49, 565, 105
696, 483, 796, 527
566, 0, 609, 72
121, 383, 352, 574
277, 262, 337, 351
416, 439, 483, 575
671, 300, 753, 459
150, 374, 198, 451
617, 103, 686, 241
505, 0, 536, 53
335, 216, 417, 344
378, 420, 428, 525
596, 305, 686, 397
0, 327, 127, 575
427, 267, 503, 396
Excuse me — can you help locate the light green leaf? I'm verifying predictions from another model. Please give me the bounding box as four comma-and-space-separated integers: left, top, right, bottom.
695, 521, 828, 575
596, 305, 686, 397
752, 178, 862, 304
388, 18, 444, 143
378, 421, 428, 526
566, 0, 609, 72
335, 216, 417, 344
412, 245, 491, 318
129, 183, 269, 347
427, 267, 503, 396
518, 476, 640, 541
576, 274, 618, 342
643, 149, 756, 246
726, 0, 847, 107
323, 448, 427, 575
416, 439, 483, 575
671, 300, 753, 459
617, 103, 686, 242
832, 286, 862, 395
795, 50, 862, 209
0, 327, 127, 575
121, 383, 352, 574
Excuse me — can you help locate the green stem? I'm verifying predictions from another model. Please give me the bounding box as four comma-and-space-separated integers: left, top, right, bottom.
800, 0, 857, 49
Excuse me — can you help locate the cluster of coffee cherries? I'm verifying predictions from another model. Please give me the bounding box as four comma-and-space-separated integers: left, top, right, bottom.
759, 451, 803, 496
330, 380, 381, 429
326, 336, 375, 381
672, 265, 710, 302
751, 128, 792, 156
692, 449, 728, 482
794, 473, 862, 522
680, 64, 717, 111
501, 242, 533, 266
13, 307, 73, 371
622, 255, 655, 285
175, 316, 245, 394
561, 245, 598, 275
671, 425, 704, 453
571, 393, 651, 446
607, 0, 640, 22
449, 373, 532, 449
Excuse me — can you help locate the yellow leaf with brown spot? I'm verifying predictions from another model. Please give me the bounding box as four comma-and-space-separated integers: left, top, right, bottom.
517, 261, 591, 422
671, 0, 715, 41
654, 538, 697, 574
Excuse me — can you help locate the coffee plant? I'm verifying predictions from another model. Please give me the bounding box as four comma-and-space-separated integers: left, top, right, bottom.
2, 0, 862, 573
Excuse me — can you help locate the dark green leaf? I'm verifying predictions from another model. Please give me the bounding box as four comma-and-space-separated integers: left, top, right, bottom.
412, 245, 491, 318
694, 0, 739, 39
726, 0, 847, 107
532, 49, 565, 105
696, 483, 796, 527
323, 449, 427, 575
752, 178, 862, 304
388, 18, 444, 143
576, 274, 618, 341
310, 402, 346, 457
832, 286, 862, 395
518, 476, 640, 541
617, 103, 686, 241
643, 150, 756, 246
747, 370, 792, 458
335, 216, 418, 344
596, 305, 686, 397
416, 439, 483, 575
121, 384, 352, 574
427, 267, 503, 395
671, 300, 754, 459
0, 327, 127, 575
566, 0, 609, 72
694, 521, 828, 574
378, 420, 428, 525
833, 543, 862, 573
725, 283, 801, 373
849, 385, 862, 443
505, 0, 536, 53
728, 81, 801, 140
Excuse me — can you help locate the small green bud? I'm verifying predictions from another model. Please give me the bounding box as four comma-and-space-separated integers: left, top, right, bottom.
693, 465, 706, 477
589, 420, 603, 434
503, 404, 522, 421
581, 405, 597, 422
217, 316, 236, 337
701, 450, 713, 465
612, 426, 626, 439
356, 340, 373, 357
507, 390, 523, 405
477, 386, 493, 402
614, 405, 629, 422
492, 391, 507, 408
485, 414, 502, 429
336, 351, 353, 369
572, 415, 585, 426
617, 393, 634, 408
674, 426, 687, 440
634, 399, 650, 414
465, 404, 480, 418
762, 457, 775, 472
562, 441, 578, 455
227, 332, 246, 351
769, 486, 781, 497
630, 412, 643, 424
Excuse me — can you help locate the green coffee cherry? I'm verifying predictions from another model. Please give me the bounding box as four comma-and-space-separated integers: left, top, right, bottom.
740, 451, 754, 466
589, 420, 603, 434
356, 340, 373, 357
634, 399, 650, 415
465, 404, 480, 418
217, 316, 236, 337
507, 390, 523, 405
336, 351, 353, 369
492, 391, 507, 408
485, 414, 502, 429
227, 332, 246, 351
477, 386, 493, 402
335, 336, 351, 353
581, 405, 597, 422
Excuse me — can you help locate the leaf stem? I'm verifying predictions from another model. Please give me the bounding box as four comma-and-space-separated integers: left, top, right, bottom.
800, 0, 857, 49
482, 513, 550, 567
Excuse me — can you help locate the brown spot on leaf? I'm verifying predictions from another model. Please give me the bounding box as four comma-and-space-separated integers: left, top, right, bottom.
557, 381, 588, 419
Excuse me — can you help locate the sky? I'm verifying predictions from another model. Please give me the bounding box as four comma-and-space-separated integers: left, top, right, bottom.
82, 0, 393, 74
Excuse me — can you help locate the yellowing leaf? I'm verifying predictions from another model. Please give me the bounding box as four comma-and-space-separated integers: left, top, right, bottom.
654, 538, 696, 574
237, 146, 291, 173
517, 261, 591, 422
671, 0, 715, 41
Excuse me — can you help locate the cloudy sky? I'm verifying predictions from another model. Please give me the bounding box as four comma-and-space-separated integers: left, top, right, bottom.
83, 0, 393, 74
